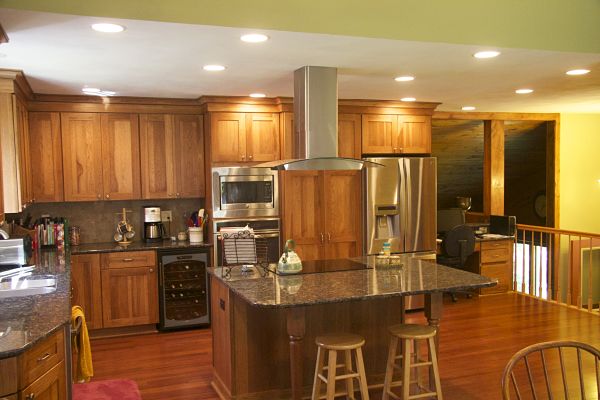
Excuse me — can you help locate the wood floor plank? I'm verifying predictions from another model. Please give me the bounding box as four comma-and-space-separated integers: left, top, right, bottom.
89, 294, 600, 400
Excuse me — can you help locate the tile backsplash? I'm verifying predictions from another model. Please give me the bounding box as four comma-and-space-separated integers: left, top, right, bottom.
8, 198, 205, 244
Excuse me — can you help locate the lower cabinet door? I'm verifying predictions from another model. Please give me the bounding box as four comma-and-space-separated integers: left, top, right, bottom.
20, 360, 66, 400
101, 266, 158, 328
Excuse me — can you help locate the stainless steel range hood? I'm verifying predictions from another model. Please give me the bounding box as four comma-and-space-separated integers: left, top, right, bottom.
257, 66, 381, 171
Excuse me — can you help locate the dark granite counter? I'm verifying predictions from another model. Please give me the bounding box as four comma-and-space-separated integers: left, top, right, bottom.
70, 240, 212, 254
0, 249, 70, 358
208, 255, 496, 308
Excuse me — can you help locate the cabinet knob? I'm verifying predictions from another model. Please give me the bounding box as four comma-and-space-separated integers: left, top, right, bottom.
249, 155, 253, 160
393, 147, 398, 152
176, 192, 180, 197
26, 394, 35, 400
32, 198, 36, 203
149, 268, 154, 272
320, 233, 324, 244
105, 194, 110, 199
241, 155, 246, 160
97, 194, 101, 199
327, 232, 331, 242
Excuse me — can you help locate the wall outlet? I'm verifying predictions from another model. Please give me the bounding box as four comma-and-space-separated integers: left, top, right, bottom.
161, 210, 172, 222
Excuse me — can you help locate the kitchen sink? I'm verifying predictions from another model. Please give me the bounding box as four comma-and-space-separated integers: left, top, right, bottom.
0, 266, 57, 299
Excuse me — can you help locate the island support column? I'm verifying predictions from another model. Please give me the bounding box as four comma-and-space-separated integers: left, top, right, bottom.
287, 307, 306, 400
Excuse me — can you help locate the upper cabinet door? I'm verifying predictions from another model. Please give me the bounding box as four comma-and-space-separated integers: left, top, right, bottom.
280, 112, 294, 160
361, 114, 398, 154
338, 113, 362, 159
28, 112, 64, 202
61, 113, 103, 201
210, 112, 245, 162
139, 114, 176, 199
100, 114, 141, 200
173, 114, 205, 198
322, 171, 362, 259
398, 115, 431, 154
245, 113, 280, 162
15, 98, 33, 206
281, 171, 323, 261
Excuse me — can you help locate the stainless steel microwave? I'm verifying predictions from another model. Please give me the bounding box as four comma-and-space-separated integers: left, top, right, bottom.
212, 167, 279, 219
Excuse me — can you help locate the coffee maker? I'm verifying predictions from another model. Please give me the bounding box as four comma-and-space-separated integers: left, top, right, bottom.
143, 206, 165, 242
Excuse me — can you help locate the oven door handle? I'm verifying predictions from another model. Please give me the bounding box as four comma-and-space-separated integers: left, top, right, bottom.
254, 233, 280, 238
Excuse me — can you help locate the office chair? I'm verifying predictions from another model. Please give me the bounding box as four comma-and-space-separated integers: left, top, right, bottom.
437, 224, 476, 302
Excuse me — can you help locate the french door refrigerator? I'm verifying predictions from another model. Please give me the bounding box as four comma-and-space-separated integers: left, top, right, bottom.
364, 157, 437, 255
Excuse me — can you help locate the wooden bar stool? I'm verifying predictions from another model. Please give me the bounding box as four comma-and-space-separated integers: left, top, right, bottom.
312, 333, 370, 400
382, 324, 443, 400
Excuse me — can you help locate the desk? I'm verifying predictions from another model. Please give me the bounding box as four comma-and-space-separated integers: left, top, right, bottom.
437, 235, 514, 295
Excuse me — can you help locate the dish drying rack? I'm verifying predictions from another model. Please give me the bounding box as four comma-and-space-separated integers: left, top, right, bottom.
220, 229, 270, 278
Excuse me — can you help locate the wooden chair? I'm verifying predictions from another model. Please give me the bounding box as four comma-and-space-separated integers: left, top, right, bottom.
312, 333, 370, 400
502, 340, 600, 400
382, 324, 443, 400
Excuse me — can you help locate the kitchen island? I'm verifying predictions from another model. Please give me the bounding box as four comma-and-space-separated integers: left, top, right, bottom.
208, 255, 496, 400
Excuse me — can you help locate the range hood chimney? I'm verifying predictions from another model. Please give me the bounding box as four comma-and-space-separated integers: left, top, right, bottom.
257, 66, 381, 171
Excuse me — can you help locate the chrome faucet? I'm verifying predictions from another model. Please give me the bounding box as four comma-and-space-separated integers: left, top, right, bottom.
0, 229, 8, 240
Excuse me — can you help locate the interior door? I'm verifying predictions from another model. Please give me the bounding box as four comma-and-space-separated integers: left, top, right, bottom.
281, 170, 322, 261
323, 170, 362, 259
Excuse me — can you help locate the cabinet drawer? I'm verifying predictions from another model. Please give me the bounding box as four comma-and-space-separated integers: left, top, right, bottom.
481, 247, 511, 263
480, 262, 512, 294
19, 329, 64, 389
481, 240, 511, 251
21, 360, 66, 400
102, 251, 156, 269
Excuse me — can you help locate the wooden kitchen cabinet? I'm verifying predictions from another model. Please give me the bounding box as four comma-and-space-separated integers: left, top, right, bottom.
15, 97, 33, 207
362, 114, 431, 155
140, 114, 204, 199
338, 113, 362, 158
28, 112, 64, 203
70, 254, 103, 330
61, 112, 103, 201
100, 251, 158, 328
210, 112, 279, 162
173, 114, 205, 198
281, 170, 362, 261
100, 113, 141, 200
0, 329, 67, 400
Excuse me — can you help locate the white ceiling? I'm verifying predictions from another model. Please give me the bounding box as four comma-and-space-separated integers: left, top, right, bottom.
1, 9, 599, 113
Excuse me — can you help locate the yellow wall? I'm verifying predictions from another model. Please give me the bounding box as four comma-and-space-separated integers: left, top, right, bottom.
560, 113, 600, 233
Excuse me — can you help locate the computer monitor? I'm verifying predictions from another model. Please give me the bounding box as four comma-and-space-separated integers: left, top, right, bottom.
437, 209, 466, 234
489, 215, 516, 236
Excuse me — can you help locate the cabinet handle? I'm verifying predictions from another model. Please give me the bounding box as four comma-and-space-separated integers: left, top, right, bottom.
320, 233, 324, 244
327, 233, 331, 242
26, 394, 35, 400
36, 353, 51, 363
122, 258, 134, 262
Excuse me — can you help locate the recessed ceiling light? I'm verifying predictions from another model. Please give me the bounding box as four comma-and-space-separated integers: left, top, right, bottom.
401, 97, 416, 102
566, 69, 590, 76
241, 33, 269, 43
473, 50, 501, 59
515, 88, 534, 94
82, 87, 101, 93
394, 76, 415, 82
249, 93, 266, 98
203, 64, 226, 71
462, 106, 476, 111
91, 23, 125, 33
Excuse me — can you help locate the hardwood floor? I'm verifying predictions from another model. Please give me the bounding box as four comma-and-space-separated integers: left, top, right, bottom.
90, 293, 600, 400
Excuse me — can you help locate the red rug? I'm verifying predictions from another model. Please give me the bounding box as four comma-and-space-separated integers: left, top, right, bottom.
73, 379, 142, 400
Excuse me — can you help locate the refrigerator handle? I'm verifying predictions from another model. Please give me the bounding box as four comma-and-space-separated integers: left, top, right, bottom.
399, 159, 407, 252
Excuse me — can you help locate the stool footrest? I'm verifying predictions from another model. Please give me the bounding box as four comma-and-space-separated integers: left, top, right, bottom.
317, 371, 359, 383
411, 361, 433, 368
408, 391, 439, 399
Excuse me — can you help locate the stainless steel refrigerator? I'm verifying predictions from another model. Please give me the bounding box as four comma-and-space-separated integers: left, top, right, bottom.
364, 157, 437, 255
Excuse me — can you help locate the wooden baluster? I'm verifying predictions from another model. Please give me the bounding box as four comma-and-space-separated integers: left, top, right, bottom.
555, 233, 562, 304
588, 236, 593, 312
521, 229, 526, 293
529, 230, 535, 296
567, 235, 572, 306
548, 233, 554, 302
538, 231, 543, 298
513, 235, 517, 291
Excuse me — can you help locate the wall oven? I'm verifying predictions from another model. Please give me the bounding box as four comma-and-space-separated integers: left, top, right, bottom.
212, 167, 279, 219
157, 247, 211, 330
213, 218, 281, 268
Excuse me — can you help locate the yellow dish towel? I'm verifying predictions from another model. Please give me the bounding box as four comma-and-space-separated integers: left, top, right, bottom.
71, 305, 93, 382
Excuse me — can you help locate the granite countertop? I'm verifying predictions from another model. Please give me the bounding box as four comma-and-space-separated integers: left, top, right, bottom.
208, 255, 496, 308
0, 249, 70, 358
70, 240, 213, 254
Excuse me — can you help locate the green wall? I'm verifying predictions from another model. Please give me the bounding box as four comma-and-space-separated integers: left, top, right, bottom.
560, 114, 600, 233
2, 0, 600, 53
